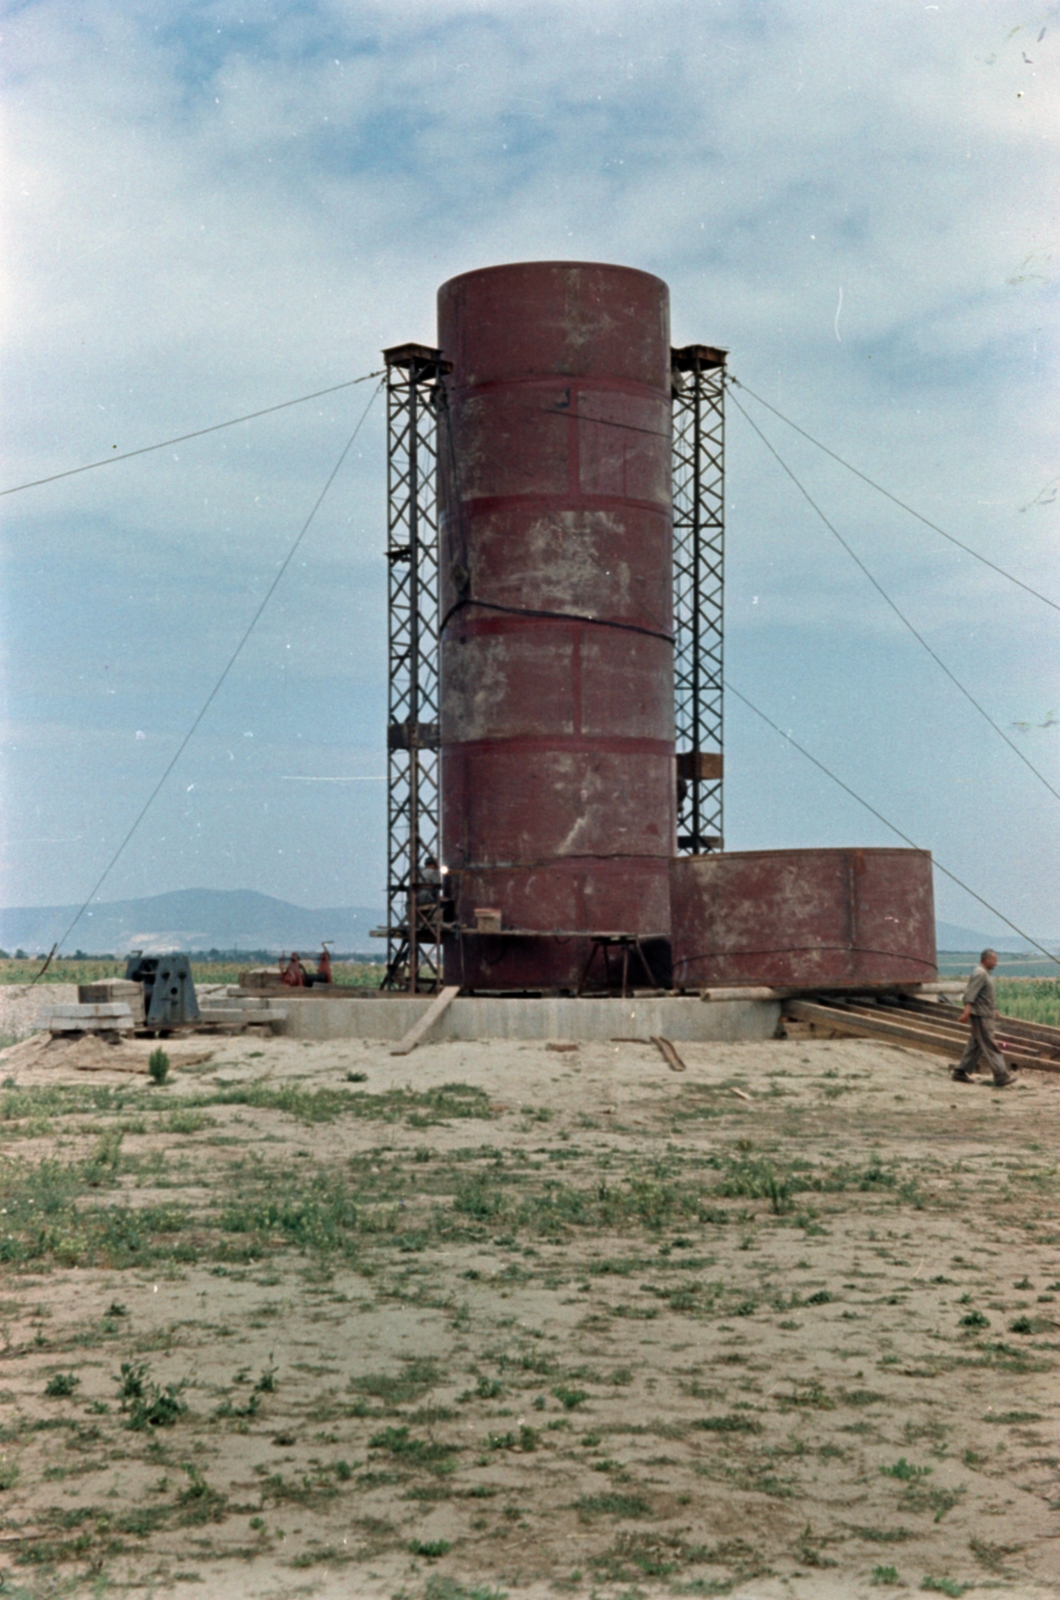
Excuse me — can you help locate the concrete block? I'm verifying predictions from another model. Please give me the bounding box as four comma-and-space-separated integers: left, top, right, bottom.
274, 994, 781, 1044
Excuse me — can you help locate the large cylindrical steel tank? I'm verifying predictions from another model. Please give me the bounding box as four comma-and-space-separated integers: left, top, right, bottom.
670, 848, 937, 990
438, 262, 674, 990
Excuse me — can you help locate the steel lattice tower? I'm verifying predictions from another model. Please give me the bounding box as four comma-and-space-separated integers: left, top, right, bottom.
382, 343, 449, 992
671, 345, 726, 854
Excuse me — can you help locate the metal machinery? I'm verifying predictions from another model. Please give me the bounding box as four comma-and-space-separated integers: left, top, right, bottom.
124, 953, 201, 1028
436, 262, 676, 990
670, 848, 937, 990
671, 345, 726, 855
382, 343, 450, 992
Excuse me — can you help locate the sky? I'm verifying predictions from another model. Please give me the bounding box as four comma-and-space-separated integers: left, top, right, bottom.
1, 0, 1058, 941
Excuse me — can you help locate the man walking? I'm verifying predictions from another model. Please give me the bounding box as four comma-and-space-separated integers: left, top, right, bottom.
953, 948, 1016, 1087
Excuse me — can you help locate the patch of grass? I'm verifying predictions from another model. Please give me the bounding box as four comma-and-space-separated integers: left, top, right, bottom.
959, 1310, 989, 1330
424, 1578, 507, 1600
368, 1425, 457, 1469
411, 1538, 452, 1558
195, 1081, 492, 1126
350, 1360, 438, 1406
553, 1384, 589, 1410
692, 1415, 762, 1434
148, 1048, 170, 1086
575, 1492, 652, 1520
920, 1579, 967, 1597
872, 1566, 900, 1585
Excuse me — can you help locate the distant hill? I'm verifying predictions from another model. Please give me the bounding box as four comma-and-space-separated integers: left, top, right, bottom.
935, 920, 1057, 955
2, 893, 1054, 964
0, 889, 386, 956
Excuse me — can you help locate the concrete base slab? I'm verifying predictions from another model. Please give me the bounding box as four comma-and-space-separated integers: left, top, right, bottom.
275, 993, 781, 1043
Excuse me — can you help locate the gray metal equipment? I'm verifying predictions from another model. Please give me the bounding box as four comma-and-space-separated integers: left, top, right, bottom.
124, 953, 201, 1028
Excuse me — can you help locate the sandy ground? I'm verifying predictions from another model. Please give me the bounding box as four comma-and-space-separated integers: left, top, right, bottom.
0, 1026, 1058, 1600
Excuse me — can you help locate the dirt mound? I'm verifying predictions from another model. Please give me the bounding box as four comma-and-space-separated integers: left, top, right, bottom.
0, 1031, 214, 1074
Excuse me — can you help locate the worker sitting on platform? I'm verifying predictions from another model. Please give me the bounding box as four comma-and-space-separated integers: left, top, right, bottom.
314, 945, 333, 985
280, 952, 307, 987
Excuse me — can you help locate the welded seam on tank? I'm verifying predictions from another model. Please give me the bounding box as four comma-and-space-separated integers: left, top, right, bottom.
439, 597, 673, 645
674, 944, 938, 969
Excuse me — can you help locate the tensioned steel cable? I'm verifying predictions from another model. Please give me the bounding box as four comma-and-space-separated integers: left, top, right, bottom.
34, 380, 385, 972
725, 678, 1060, 967
1, 370, 385, 498
728, 388, 1060, 807
727, 374, 1060, 616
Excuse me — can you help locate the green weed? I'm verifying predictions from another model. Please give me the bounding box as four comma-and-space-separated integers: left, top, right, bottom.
44, 1372, 79, 1397
148, 1048, 170, 1085
880, 1458, 931, 1482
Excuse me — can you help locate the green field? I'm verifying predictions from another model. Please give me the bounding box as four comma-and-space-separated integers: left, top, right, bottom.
994, 977, 1060, 1028
0, 957, 383, 989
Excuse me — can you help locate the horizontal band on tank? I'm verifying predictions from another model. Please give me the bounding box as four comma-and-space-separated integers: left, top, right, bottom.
441, 734, 676, 758
443, 609, 672, 642
440, 598, 673, 645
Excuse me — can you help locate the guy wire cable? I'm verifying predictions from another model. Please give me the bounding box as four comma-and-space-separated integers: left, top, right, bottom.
728, 387, 1060, 807
34, 378, 385, 975
727, 374, 1060, 616
725, 678, 1060, 968
1, 369, 385, 498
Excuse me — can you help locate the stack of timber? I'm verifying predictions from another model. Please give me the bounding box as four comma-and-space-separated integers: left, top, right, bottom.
784, 994, 1060, 1075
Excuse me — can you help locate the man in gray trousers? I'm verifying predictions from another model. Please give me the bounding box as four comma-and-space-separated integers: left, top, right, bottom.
953, 948, 1017, 1087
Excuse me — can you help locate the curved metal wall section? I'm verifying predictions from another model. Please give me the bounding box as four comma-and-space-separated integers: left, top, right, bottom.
437, 262, 675, 989
670, 848, 937, 990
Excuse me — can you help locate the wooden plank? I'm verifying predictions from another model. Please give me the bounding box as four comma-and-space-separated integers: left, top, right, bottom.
787, 999, 960, 1054
836, 1000, 1060, 1066
785, 999, 1060, 1075
390, 986, 460, 1057
651, 1035, 686, 1072
901, 998, 1060, 1055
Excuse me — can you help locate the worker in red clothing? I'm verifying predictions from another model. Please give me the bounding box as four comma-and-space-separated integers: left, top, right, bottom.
280, 952, 307, 987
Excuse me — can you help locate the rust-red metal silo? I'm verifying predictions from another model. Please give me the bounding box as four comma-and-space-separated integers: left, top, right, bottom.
670, 847, 937, 990
437, 262, 675, 990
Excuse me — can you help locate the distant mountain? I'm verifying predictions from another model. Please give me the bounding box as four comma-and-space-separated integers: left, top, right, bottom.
0, 889, 386, 956
935, 920, 1057, 955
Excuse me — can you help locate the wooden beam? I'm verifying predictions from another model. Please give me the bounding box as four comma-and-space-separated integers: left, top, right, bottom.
390, 986, 459, 1057
784, 999, 1060, 1075
651, 1035, 687, 1072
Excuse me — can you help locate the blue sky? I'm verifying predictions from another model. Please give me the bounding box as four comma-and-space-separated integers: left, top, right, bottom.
1, 0, 1058, 936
